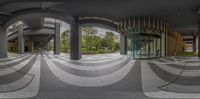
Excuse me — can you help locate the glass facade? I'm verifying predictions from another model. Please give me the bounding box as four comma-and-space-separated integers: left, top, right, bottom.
118, 17, 169, 59
127, 33, 161, 59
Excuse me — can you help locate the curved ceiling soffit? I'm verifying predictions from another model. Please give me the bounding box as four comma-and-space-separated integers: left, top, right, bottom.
81, 23, 117, 32
2, 9, 75, 29
79, 18, 119, 34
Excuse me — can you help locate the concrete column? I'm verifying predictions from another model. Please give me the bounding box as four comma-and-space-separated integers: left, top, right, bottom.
161, 32, 165, 57
193, 38, 196, 52
120, 34, 127, 55
46, 41, 49, 52
198, 23, 200, 57
0, 28, 7, 58
18, 24, 24, 54
31, 41, 34, 52
198, 33, 200, 57
70, 18, 82, 60
54, 23, 61, 55
196, 36, 199, 52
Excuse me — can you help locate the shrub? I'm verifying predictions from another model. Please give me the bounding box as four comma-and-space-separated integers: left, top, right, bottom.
82, 48, 87, 52
97, 49, 106, 54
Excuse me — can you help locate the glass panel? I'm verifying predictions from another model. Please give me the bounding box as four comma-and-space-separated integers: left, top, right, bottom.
127, 33, 161, 59
141, 36, 147, 58
149, 36, 154, 58
127, 38, 133, 58
135, 36, 140, 58
154, 37, 156, 57
156, 38, 161, 57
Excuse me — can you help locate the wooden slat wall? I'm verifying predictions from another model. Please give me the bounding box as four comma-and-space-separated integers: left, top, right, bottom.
117, 17, 185, 57
166, 32, 185, 56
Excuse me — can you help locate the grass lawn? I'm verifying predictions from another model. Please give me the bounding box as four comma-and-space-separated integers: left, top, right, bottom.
176, 52, 198, 57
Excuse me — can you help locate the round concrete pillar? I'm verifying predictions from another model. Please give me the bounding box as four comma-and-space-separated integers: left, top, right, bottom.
70, 18, 82, 60
120, 34, 127, 55
54, 23, 61, 55
18, 24, 24, 54
0, 28, 7, 58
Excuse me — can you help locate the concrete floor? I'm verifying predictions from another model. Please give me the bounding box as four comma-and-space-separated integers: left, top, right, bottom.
0, 52, 200, 99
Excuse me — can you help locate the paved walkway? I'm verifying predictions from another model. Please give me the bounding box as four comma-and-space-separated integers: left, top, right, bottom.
0, 52, 200, 99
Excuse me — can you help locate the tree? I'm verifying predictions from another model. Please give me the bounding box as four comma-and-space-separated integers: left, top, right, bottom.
93, 35, 102, 51
61, 30, 70, 53
102, 32, 115, 51
82, 27, 97, 53
81, 27, 120, 54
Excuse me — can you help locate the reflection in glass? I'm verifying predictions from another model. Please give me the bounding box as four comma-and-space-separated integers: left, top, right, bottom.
127, 33, 161, 59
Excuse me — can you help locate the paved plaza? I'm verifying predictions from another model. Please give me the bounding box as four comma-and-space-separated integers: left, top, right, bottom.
0, 53, 199, 99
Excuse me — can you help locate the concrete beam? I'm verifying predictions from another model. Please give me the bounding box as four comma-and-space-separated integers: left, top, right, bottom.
183, 38, 194, 41
23, 28, 55, 35
70, 18, 82, 60
3, 9, 74, 29
79, 19, 117, 32
0, 28, 7, 58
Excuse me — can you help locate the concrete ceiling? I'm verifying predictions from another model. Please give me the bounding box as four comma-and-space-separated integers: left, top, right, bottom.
23, 17, 43, 30
0, 0, 199, 38
27, 35, 53, 42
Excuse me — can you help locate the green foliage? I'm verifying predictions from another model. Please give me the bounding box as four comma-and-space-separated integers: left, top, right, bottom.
51, 27, 120, 54
97, 49, 106, 54
61, 30, 70, 53
176, 52, 197, 57
81, 27, 120, 54
81, 48, 87, 52
82, 27, 98, 53
49, 41, 54, 51
102, 32, 115, 50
